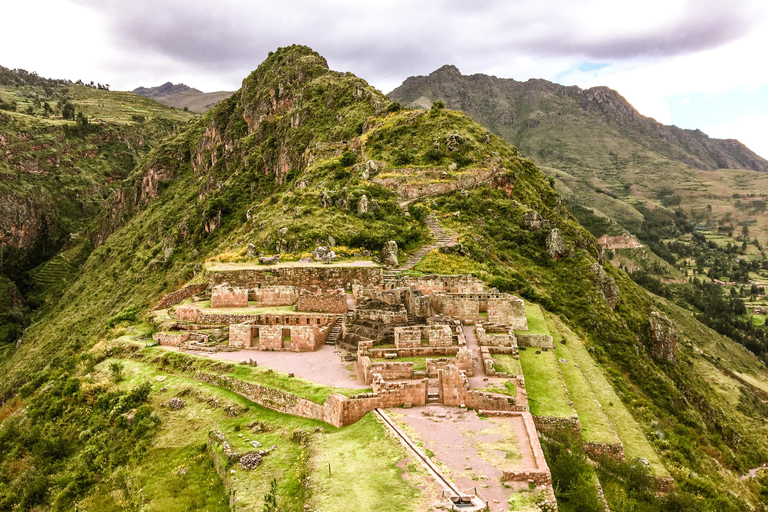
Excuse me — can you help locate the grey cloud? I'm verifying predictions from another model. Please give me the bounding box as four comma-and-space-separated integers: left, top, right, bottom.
71, 0, 763, 91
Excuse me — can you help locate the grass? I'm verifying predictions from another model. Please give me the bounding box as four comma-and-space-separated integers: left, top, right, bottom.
519, 349, 576, 418
545, 315, 669, 477
492, 354, 522, 375
546, 317, 620, 444
486, 380, 517, 397
749, 314, 766, 327
371, 356, 427, 372
308, 414, 428, 512
142, 346, 370, 403
414, 249, 485, 275
516, 303, 549, 335
86, 356, 333, 511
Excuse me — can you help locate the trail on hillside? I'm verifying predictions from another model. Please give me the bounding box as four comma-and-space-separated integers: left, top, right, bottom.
396, 215, 457, 270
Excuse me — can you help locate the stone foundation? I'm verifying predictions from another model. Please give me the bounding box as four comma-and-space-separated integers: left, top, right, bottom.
251, 285, 299, 306
583, 441, 625, 461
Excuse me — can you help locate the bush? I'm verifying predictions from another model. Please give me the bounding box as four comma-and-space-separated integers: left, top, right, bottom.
106, 305, 140, 329
109, 361, 124, 383
339, 151, 357, 167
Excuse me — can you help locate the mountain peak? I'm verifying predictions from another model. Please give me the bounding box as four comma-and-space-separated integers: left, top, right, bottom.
431, 64, 462, 76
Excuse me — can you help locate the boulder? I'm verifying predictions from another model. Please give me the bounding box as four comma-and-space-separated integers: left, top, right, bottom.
357, 194, 369, 215
247, 243, 259, 258
259, 255, 280, 265
590, 263, 619, 309
546, 228, 566, 260
327, 235, 335, 247
382, 240, 399, 267
649, 312, 678, 363
169, 398, 184, 410
335, 188, 350, 209
311, 246, 329, 260
448, 162, 458, 171
322, 250, 338, 264
319, 190, 333, 208
361, 160, 380, 180
524, 210, 545, 231
445, 132, 464, 151
278, 227, 288, 238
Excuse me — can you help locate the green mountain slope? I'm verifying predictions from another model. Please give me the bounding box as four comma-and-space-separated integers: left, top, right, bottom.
1, 47, 768, 511
0, 67, 193, 343
388, 66, 768, 247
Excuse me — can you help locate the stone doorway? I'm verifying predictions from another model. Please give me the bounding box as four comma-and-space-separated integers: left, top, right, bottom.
282, 327, 291, 349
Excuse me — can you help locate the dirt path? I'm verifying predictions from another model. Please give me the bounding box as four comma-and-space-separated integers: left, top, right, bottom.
742, 465, 768, 480
390, 405, 541, 512
181, 345, 363, 388
463, 325, 486, 386
397, 214, 457, 270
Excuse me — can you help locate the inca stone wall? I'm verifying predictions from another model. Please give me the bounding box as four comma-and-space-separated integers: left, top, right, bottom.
251, 285, 298, 306
229, 324, 254, 348
296, 289, 347, 314
583, 441, 625, 461
175, 304, 201, 322
153, 332, 190, 346
154, 282, 209, 310
517, 334, 554, 349
487, 296, 527, 330
207, 266, 383, 291
437, 294, 480, 323
211, 285, 249, 308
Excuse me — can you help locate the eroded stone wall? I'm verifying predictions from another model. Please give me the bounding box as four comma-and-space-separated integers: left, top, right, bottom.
154, 282, 209, 310
296, 289, 347, 314
207, 266, 383, 291
153, 332, 190, 346
488, 296, 527, 330
517, 334, 554, 348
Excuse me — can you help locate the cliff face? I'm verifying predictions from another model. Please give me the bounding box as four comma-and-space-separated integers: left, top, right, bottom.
389, 66, 768, 173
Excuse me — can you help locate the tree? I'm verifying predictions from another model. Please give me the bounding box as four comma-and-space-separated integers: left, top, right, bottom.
61, 102, 75, 120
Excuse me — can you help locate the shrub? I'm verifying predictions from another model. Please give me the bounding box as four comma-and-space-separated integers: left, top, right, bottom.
109, 361, 124, 383
339, 151, 357, 167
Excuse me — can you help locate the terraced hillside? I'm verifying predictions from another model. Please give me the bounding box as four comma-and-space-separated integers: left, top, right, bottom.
2, 46, 768, 511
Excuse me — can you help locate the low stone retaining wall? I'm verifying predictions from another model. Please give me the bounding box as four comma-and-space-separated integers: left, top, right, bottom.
207, 266, 383, 291
533, 415, 582, 438
583, 441, 625, 461
153, 332, 190, 347
154, 282, 210, 310
496, 411, 553, 487
517, 334, 554, 349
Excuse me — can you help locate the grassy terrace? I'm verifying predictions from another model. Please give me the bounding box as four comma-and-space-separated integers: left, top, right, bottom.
371, 356, 427, 372
142, 345, 370, 403
516, 303, 549, 335
308, 414, 431, 512
545, 315, 669, 477
546, 318, 620, 445
519, 348, 576, 418
492, 354, 522, 375
86, 356, 419, 511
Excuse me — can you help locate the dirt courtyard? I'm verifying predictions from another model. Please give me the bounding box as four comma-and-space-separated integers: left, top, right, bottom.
388, 405, 545, 512
180, 345, 363, 388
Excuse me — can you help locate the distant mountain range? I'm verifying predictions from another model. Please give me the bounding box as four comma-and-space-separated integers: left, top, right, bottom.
132, 82, 232, 113
389, 65, 767, 174
389, 65, 768, 237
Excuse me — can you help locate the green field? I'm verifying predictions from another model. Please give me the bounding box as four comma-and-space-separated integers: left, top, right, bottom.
516, 303, 549, 335
519, 348, 576, 418
492, 353, 522, 375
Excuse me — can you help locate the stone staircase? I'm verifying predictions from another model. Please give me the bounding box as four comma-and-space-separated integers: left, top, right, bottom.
427, 391, 441, 404
325, 316, 343, 346
396, 215, 457, 271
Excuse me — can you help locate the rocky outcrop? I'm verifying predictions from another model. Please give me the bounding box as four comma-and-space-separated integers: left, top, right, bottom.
382, 241, 399, 267
524, 210, 546, 231
590, 263, 619, 309
357, 194, 368, 215
545, 228, 566, 260
649, 312, 678, 363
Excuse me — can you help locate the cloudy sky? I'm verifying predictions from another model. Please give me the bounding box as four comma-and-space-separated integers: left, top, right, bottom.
2, 0, 766, 158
